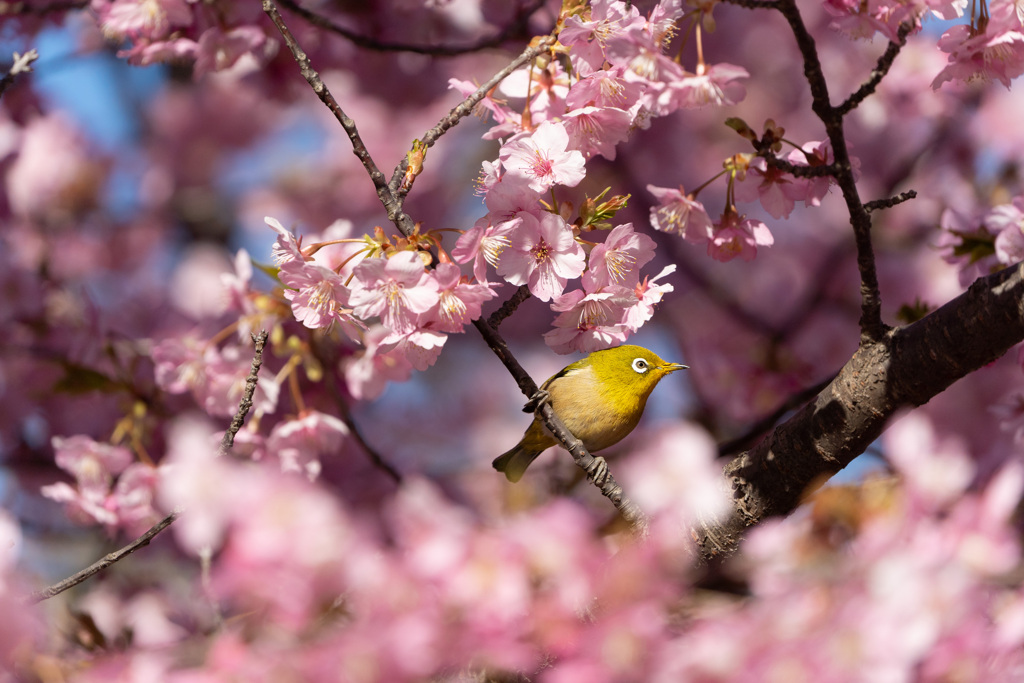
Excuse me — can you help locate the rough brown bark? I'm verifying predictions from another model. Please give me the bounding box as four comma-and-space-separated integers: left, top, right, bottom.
696, 262, 1024, 558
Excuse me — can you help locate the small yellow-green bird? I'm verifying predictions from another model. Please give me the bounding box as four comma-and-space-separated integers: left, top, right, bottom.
493, 345, 687, 482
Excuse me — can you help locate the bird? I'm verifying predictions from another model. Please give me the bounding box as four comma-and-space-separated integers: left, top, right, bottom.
493, 345, 687, 483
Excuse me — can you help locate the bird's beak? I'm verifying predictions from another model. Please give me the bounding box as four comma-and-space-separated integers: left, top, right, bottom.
662, 362, 688, 373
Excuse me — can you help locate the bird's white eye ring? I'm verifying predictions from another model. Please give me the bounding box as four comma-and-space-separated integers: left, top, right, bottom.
632, 358, 649, 374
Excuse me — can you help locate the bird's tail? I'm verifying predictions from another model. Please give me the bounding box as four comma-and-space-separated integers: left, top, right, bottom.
492, 445, 541, 483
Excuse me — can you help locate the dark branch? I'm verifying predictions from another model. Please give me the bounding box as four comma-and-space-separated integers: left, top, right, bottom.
26, 512, 179, 603
262, 0, 416, 237
390, 36, 556, 200
0, 1, 86, 14
696, 262, 1024, 558
836, 23, 913, 116
768, 0, 888, 343
219, 330, 268, 456
338, 399, 402, 484
276, 0, 548, 56
865, 190, 917, 213
487, 285, 532, 329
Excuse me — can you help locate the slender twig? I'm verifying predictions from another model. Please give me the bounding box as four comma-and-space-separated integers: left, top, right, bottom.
0, 1, 86, 14
26, 512, 179, 603
0, 49, 38, 100
276, 0, 548, 56
733, 0, 888, 344
390, 36, 556, 199
337, 396, 402, 484
262, 0, 416, 237
762, 154, 838, 178
865, 190, 917, 213
487, 285, 532, 329
219, 331, 268, 456
836, 23, 913, 116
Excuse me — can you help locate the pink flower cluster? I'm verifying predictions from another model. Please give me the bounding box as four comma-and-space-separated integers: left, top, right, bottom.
40, 436, 160, 536
447, 0, 751, 351
939, 193, 1024, 286
93, 0, 271, 75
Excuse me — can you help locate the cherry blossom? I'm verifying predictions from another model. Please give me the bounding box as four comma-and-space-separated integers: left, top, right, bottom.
496, 211, 586, 301
586, 222, 656, 288
543, 284, 635, 353
933, 24, 1024, 89
561, 105, 633, 160
708, 209, 774, 262
647, 184, 715, 242
452, 216, 520, 283
420, 263, 495, 333
498, 121, 586, 193
349, 251, 441, 339
266, 411, 350, 481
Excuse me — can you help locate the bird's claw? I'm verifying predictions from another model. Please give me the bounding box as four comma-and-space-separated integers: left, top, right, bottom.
523, 388, 551, 413
588, 456, 609, 487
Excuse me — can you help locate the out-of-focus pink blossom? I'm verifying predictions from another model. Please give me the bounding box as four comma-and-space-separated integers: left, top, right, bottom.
496, 211, 586, 301
96, 0, 193, 40
669, 62, 749, 108
988, 196, 1024, 264
6, 113, 107, 222
708, 210, 774, 262
884, 412, 974, 508
266, 410, 350, 481
933, 24, 1024, 89
41, 436, 160, 535
154, 337, 281, 418
194, 26, 271, 77
647, 184, 714, 242
157, 415, 252, 555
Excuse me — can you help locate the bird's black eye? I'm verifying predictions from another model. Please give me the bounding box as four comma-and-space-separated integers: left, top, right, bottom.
632, 358, 649, 374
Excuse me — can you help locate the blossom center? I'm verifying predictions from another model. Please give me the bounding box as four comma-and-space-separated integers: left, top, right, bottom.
529, 151, 554, 180
531, 239, 551, 264
605, 250, 635, 283
482, 234, 510, 266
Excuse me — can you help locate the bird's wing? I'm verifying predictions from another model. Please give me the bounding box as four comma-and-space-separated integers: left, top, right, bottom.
540, 357, 589, 390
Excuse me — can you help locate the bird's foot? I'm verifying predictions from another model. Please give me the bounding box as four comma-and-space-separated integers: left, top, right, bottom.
523, 388, 550, 413
587, 456, 609, 487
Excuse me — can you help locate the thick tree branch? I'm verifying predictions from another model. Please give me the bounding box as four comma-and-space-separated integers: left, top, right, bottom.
697, 262, 1024, 558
